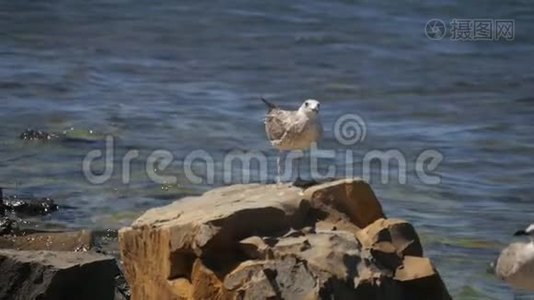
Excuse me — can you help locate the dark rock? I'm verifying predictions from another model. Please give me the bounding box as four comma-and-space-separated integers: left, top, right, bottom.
0, 229, 131, 299
3, 196, 58, 216
292, 178, 319, 188
92, 229, 120, 256
0, 249, 119, 300
0, 188, 5, 216
0, 217, 16, 236
115, 271, 131, 300
19, 128, 100, 144
19, 129, 58, 141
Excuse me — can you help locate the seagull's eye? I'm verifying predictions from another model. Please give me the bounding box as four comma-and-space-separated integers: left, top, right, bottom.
305, 102, 309, 107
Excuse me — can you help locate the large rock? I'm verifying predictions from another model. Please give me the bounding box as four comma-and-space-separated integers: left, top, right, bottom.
119, 178, 451, 300
0, 249, 119, 300
0, 229, 131, 299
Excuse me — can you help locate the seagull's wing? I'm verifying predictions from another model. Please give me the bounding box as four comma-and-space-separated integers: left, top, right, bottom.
264, 109, 299, 142
496, 242, 534, 278
496, 242, 534, 290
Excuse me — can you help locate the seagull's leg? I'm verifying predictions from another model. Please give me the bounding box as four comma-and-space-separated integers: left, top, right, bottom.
293, 151, 309, 187
276, 151, 283, 184
296, 154, 301, 182
294, 151, 306, 187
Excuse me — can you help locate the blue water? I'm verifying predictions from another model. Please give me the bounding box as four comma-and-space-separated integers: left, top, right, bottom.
1, 1, 534, 298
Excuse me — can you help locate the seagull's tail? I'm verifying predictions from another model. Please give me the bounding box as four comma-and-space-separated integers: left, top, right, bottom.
260, 97, 277, 110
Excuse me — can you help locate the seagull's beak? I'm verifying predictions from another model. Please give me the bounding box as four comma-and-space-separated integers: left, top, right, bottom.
312, 107, 319, 113
514, 230, 528, 236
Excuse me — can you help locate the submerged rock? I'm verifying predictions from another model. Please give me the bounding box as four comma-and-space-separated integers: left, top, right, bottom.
0, 188, 5, 216
2, 195, 58, 216
19, 128, 102, 144
119, 178, 451, 300
0, 217, 16, 236
19, 129, 59, 141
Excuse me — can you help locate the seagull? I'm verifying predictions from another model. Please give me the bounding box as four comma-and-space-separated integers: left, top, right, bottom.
261, 97, 323, 185
495, 224, 534, 291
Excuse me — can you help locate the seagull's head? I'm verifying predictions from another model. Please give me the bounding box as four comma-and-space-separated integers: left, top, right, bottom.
298, 99, 320, 116
514, 224, 534, 241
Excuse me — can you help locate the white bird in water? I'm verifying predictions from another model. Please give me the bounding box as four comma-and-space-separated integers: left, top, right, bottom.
495, 224, 534, 291
261, 98, 323, 185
